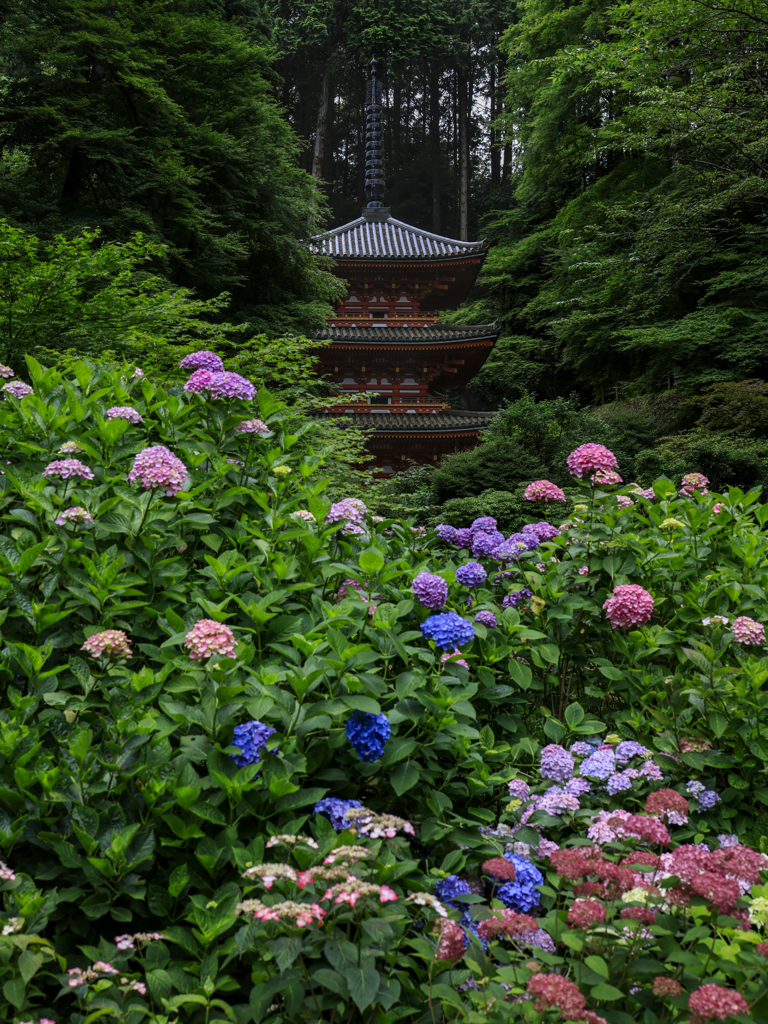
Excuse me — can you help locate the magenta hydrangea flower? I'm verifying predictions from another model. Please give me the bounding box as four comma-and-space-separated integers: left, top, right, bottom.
732, 615, 765, 645
128, 445, 187, 496
237, 419, 270, 435
107, 406, 144, 424
413, 572, 449, 610
681, 472, 709, 495
688, 984, 748, 1024
2, 380, 33, 399
55, 506, 94, 527
524, 479, 566, 502
43, 459, 94, 481
567, 443, 618, 479
441, 649, 469, 669
184, 619, 237, 661
179, 350, 225, 372
81, 630, 132, 660
603, 584, 654, 629
592, 469, 623, 485
0, 364, 14, 379
184, 369, 256, 400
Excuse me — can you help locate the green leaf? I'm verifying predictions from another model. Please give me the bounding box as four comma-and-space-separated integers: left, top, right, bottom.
341, 694, 380, 714
3, 977, 24, 1008
584, 955, 609, 978
359, 550, 385, 574
390, 761, 419, 796
274, 935, 302, 973
509, 659, 532, 690
590, 982, 624, 1000
564, 702, 585, 728
347, 965, 380, 1011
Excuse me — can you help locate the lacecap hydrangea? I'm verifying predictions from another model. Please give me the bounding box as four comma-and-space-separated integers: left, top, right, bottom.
314, 797, 363, 830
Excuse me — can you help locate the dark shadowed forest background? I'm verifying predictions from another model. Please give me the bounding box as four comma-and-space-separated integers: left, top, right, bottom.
2, 0, 768, 510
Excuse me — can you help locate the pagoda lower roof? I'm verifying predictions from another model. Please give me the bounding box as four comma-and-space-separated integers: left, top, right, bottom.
314, 411, 498, 433
311, 215, 487, 261
315, 323, 498, 345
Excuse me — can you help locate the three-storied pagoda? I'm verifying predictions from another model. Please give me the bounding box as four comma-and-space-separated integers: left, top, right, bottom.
311, 61, 499, 476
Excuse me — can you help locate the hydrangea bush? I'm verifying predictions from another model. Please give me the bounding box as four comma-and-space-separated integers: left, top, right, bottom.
0, 356, 766, 1021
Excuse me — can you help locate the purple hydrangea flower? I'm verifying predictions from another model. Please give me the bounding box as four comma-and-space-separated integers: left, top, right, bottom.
456, 528, 472, 549
497, 855, 543, 913
434, 523, 458, 545
523, 521, 561, 542
640, 760, 664, 781
0, 364, 14, 379
3, 381, 33, 399
569, 741, 595, 757
534, 789, 580, 814
470, 516, 498, 537
615, 740, 650, 763
128, 445, 187, 496
107, 406, 143, 424
492, 537, 528, 561
413, 572, 449, 610
472, 530, 505, 557
540, 744, 575, 783
512, 531, 540, 551
508, 779, 531, 801
230, 720, 275, 768
184, 369, 256, 400
179, 350, 225, 372
43, 459, 94, 481
474, 609, 498, 628
564, 777, 591, 797
502, 589, 532, 609
327, 498, 367, 525
687, 780, 720, 811
237, 419, 269, 435
718, 834, 739, 848
435, 875, 472, 907
314, 797, 363, 830
421, 612, 476, 650
521, 928, 555, 952
55, 506, 94, 527
579, 747, 616, 780
345, 711, 391, 762
606, 771, 636, 795
455, 561, 487, 588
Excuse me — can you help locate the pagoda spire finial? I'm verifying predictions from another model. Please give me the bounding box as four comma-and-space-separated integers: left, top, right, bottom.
364, 58, 387, 216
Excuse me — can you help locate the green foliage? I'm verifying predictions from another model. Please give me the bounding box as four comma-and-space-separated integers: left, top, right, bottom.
636, 432, 768, 491
431, 488, 527, 533
431, 439, 542, 502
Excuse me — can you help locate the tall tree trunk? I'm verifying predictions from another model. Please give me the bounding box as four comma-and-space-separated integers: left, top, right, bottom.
430, 62, 442, 233
312, 63, 331, 179
458, 66, 469, 241
490, 63, 501, 186
393, 74, 402, 183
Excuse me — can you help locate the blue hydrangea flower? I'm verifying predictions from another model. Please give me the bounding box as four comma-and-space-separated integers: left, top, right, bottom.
456, 528, 472, 549
606, 771, 635, 795
569, 741, 594, 757
579, 747, 616, 780
522, 927, 555, 952
502, 589, 532, 609
435, 874, 472, 907
314, 797, 363, 830
230, 720, 275, 768
497, 855, 543, 913
421, 612, 476, 650
474, 609, 498, 628
472, 530, 505, 557
698, 790, 720, 810
492, 537, 529, 561
615, 740, 650, 763
455, 561, 487, 587
345, 710, 390, 762
434, 523, 458, 545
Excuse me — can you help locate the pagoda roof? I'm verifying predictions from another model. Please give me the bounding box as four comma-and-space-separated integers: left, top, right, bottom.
316, 323, 498, 345
311, 215, 488, 261
316, 410, 498, 433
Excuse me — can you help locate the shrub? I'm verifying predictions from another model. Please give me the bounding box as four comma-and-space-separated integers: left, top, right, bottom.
431, 440, 543, 501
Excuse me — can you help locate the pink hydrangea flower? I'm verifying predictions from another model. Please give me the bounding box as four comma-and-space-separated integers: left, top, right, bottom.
237, 419, 270, 435
567, 443, 618, 479
681, 472, 709, 494
578, 566, 589, 575
433, 918, 466, 963
636, 487, 656, 500
130, 367, 144, 380
58, 441, 82, 454
592, 469, 623, 485
603, 584, 654, 629
44, 459, 94, 481
688, 984, 749, 1024
107, 406, 144, 424
711, 502, 725, 514
524, 479, 566, 502
645, 788, 689, 825
55, 506, 94, 527
732, 615, 765, 645
527, 974, 586, 1019
128, 445, 187, 496
81, 630, 132, 660
0, 861, 16, 880
0, 364, 14, 378
293, 510, 315, 522
179, 350, 224, 372
567, 899, 606, 928
2, 380, 33, 399
184, 619, 236, 661
441, 649, 469, 669
614, 494, 634, 509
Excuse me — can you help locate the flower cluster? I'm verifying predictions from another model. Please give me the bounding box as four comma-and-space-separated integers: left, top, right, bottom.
128, 445, 187, 496
441, 649, 469, 669
471, 529, 505, 557
230, 720, 275, 768
567, 899, 606, 928
527, 974, 586, 1019
327, 498, 367, 527
681, 472, 709, 494
540, 744, 575, 783
106, 406, 143, 424
455, 561, 487, 587
179, 350, 225, 372
184, 619, 236, 661
0, 364, 14, 378
523, 521, 561, 542
566, 443, 619, 479
592, 469, 623, 485
344, 807, 415, 838
496, 854, 543, 913
524, 480, 566, 502
314, 797, 363, 831
44, 459, 94, 481
237, 418, 270, 434
732, 615, 765, 645
3, 380, 33, 399
688, 984, 748, 1024
645, 788, 690, 825
345, 711, 390, 762
58, 440, 82, 454
433, 918, 467, 963
412, 571, 448, 609
421, 612, 475, 650
81, 630, 132, 660
603, 584, 654, 629
502, 588, 532, 609
184, 369, 256, 400
54, 506, 94, 527
474, 609, 498, 628
434, 523, 458, 544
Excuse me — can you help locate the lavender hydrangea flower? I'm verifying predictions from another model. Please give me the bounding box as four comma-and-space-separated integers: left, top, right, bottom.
521, 928, 555, 952
43, 459, 94, 481
179, 350, 225, 372
474, 609, 498, 628
508, 779, 531, 802
615, 740, 650, 763
564, 777, 591, 797
314, 797, 363, 830
184, 369, 256, 400
579, 747, 616, 780
237, 419, 269, 435
434, 523, 458, 545
435, 875, 472, 907
534, 789, 580, 815
456, 528, 472, 549
523, 521, 561, 542
128, 446, 187, 496
327, 498, 367, 525
0, 364, 14, 379
107, 406, 144, 424
413, 572, 449, 610
502, 589, 532, 609
569, 741, 595, 757
3, 381, 33, 399
55, 506, 94, 527
421, 612, 475, 650
718, 834, 739, 848
455, 561, 487, 587
492, 537, 528, 561
497, 855, 543, 913
606, 771, 636, 795
345, 711, 390, 762
687, 780, 721, 811
639, 760, 664, 781
469, 516, 497, 537
230, 720, 275, 768
540, 744, 575, 783
472, 530, 505, 557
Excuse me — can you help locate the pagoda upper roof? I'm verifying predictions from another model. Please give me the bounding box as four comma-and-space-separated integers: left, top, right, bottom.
311, 215, 488, 261
316, 323, 498, 345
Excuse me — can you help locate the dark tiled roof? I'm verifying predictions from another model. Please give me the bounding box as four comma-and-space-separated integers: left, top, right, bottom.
310, 216, 488, 260
315, 323, 499, 344
317, 411, 498, 432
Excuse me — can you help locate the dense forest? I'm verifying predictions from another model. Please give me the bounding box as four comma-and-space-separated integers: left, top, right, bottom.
1, 0, 767, 405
